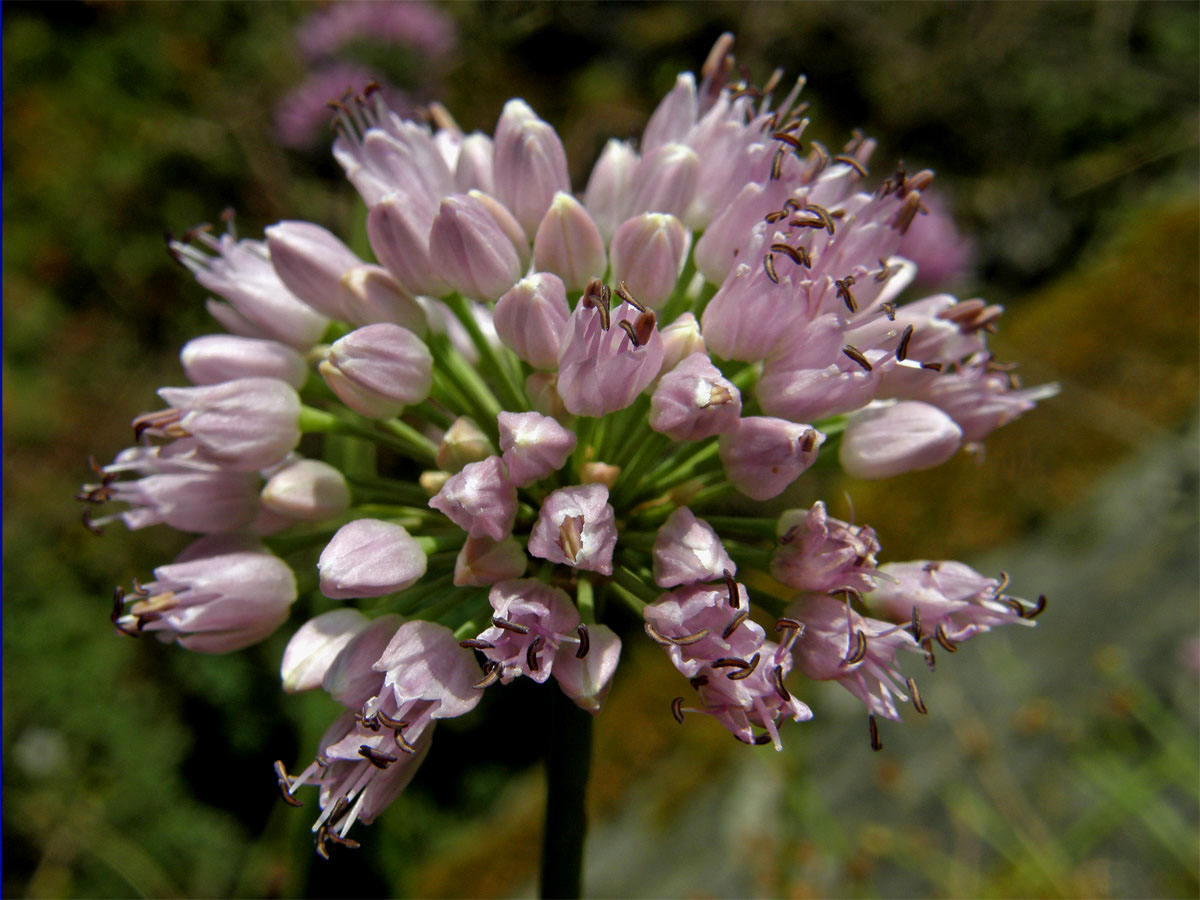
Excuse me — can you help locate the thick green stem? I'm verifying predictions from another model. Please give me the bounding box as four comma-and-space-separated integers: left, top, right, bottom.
540, 688, 592, 900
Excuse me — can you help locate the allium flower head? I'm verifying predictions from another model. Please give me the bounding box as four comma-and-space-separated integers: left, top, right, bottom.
88, 32, 1052, 858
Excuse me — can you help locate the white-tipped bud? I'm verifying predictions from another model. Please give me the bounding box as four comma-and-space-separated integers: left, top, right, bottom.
281, 609, 369, 693
339, 265, 427, 334
526, 371, 568, 420
453, 535, 527, 586
436, 417, 495, 472
318, 519, 428, 599
181, 335, 309, 389
498, 411, 578, 487
366, 195, 448, 298
428, 193, 524, 301
319, 323, 433, 419
468, 189, 531, 271
266, 220, 363, 320
492, 99, 571, 239
419, 470, 451, 496
261, 458, 351, 521
454, 133, 495, 194
579, 462, 621, 488
839, 401, 963, 479
494, 273, 570, 369
609, 213, 690, 310
533, 192, 607, 293
584, 139, 638, 242
657, 312, 706, 378
627, 142, 699, 220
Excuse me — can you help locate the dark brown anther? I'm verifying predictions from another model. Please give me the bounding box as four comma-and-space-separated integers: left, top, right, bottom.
771, 131, 805, 151
844, 628, 869, 665
1007, 371, 1022, 391
1027, 594, 1048, 620
325, 829, 361, 851
728, 651, 761, 680
274, 760, 304, 807
934, 624, 958, 653
314, 827, 331, 861
880, 301, 897, 320
804, 203, 836, 235
764, 208, 789, 224
492, 615, 529, 635
772, 665, 792, 702
921, 636, 937, 670
842, 344, 873, 373
723, 569, 740, 608
896, 324, 914, 361
130, 577, 150, 597
473, 659, 502, 689
88, 454, 106, 476
1000, 596, 1027, 617
575, 624, 590, 659
906, 677, 928, 715
459, 638, 494, 650
689, 674, 709, 689
753, 733, 774, 746
799, 429, 818, 453
835, 276, 858, 312
181, 222, 213, 243
557, 514, 585, 562
763, 252, 779, 284
921, 361, 943, 372
82, 509, 104, 536
893, 190, 924, 235
909, 605, 922, 641
394, 728, 415, 753
833, 154, 868, 177
375, 711, 408, 732
722, 610, 748, 640
770, 148, 786, 181
869, 714, 883, 751
775, 616, 803, 632
615, 281, 645, 312
633, 309, 657, 346
526, 634, 545, 673
581, 277, 611, 330
644, 622, 673, 646
671, 696, 685, 724
771, 243, 812, 268
907, 169, 934, 191
711, 656, 751, 671
668, 627, 710, 647
358, 745, 397, 769
809, 140, 830, 170
363, 80, 382, 97
356, 711, 381, 732
787, 215, 827, 230
617, 319, 640, 348
779, 524, 801, 544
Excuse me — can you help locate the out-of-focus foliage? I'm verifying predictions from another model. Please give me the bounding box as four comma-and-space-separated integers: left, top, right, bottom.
4, 2, 1197, 897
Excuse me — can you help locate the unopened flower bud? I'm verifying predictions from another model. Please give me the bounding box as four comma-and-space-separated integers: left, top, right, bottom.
428, 455, 518, 540
323, 613, 404, 709
584, 138, 638, 242
454, 133, 495, 194
419, 470, 451, 495
281, 609, 369, 694
498, 411, 578, 487
475, 579, 581, 684
652, 507, 736, 588
649, 352, 741, 442
718, 416, 824, 501
526, 371, 568, 420
528, 484, 617, 575
657, 312, 706, 378
266, 220, 363, 320
533, 192, 607, 292
181, 334, 309, 389
339, 265, 427, 335
627, 142, 699, 220
318, 519, 428, 599
436, 417, 495, 472
609, 213, 690, 310
494, 273, 570, 369
579, 461, 620, 488
771, 501, 880, 595
453, 535, 528, 586
151, 377, 301, 472
428, 193, 524, 301
492, 99, 571, 238
261, 458, 351, 521
641, 73, 697, 153
366, 195, 448, 298
319, 323, 433, 419
467, 189, 531, 271
839, 401, 962, 479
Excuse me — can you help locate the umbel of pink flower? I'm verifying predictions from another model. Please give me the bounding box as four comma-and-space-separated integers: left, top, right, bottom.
84, 32, 1053, 856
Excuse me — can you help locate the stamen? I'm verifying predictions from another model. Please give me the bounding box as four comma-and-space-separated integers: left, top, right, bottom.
934, 623, 959, 653
754, 733, 774, 746
896, 324, 914, 361
557, 514, 585, 561
906, 677, 928, 715
689, 675, 709, 689
771, 243, 811, 268
909, 605, 922, 641
764, 209, 789, 224
779, 525, 801, 544
920, 636, 937, 670
1000, 596, 1027, 617
575, 624, 590, 659
724, 569, 740, 608
844, 628, 868, 665
835, 275, 858, 312
274, 760, 304, 807
788, 215, 827, 230
492, 615, 529, 635
394, 729, 415, 754
722, 610, 748, 640
617, 320, 640, 348
82, 509, 105, 536
772, 665, 792, 702
711, 657, 751, 671
473, 659, 502, 689
804, 203, 836, 235
356, 711, 381, 732
669, 627, 710, 646
869, 714, 883, 751
358, 745, 397, 769
809, 140, 830, 170
325, 830, 361, 851
771, 131, 805, 151
375, 710, 408, 731
728, 651, 761, 680
526, 634, 545, 673
770, 148, 786, 181
633, 310, 657, 346
110, 586, 126, 624
799, 429, 818, 453
833, 154, 868, 177
615, 281, 645, 312
459, 638, 495, 650
842, 344, 873, 373
921, 362, 943, 372
1026, 594, 1048, 620
581, 277, 610, 330
671, 696, 685, 724
644, 622, 673, 646
880, 301, 897, 320
893, 190, 924, 235
763, 252, 779, 284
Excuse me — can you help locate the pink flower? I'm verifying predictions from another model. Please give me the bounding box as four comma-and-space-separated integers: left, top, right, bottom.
609, 213, 690, 311
453, 535, 528, 586
473, 579, 583, 684
492, 99, 571, 239
493, 273, 571, 370
528, 484, 617, 575
261, 458, 351, 521
718, 417, 823, 501
428, 456, 518, 540
651, 507, 736, 588
428, 193, 525, 301
266, 220, 365, 320
552, 624, 622, 713
838, 401, 963, 479
644, 580, 760, 679
533, 193, 607, 293
770, 501, 881, 595
318, 519, 428, 599
114, 535, 296, 653
281, 609, 370, 694
180, 334, 309, 389
498, 411, 578, 487
319, 323, 433, 420
649, 352, 741, 442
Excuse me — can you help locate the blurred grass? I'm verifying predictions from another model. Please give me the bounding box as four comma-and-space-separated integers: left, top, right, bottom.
4, 2, 1198, 897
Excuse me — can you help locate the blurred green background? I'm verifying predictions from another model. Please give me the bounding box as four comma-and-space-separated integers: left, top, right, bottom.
4, 2, 1198, 897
